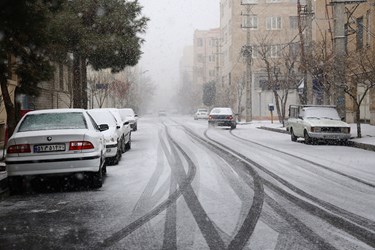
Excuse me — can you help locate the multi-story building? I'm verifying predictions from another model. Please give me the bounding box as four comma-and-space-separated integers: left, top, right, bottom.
315, 0, 375, 124
193, 28, 221, 106
220, 0, 302, 120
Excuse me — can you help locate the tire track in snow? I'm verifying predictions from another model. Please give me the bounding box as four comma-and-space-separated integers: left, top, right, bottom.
202, 128, 375, 248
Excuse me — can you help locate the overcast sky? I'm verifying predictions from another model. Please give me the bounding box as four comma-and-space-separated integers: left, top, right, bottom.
137, 0, 220, 109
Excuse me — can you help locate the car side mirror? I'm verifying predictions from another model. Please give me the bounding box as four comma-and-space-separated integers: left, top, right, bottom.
99, 124, 109, 131
298, 116, 303, 120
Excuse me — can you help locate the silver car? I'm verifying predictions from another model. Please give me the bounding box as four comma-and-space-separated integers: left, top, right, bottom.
208, 107, 237, 129
5, 109, 107, 191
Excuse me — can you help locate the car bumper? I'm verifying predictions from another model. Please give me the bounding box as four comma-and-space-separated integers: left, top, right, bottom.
105, 142, 118, 158
308, 132, 351, 140
6, 153, 102, 176
209, 120, 236, 127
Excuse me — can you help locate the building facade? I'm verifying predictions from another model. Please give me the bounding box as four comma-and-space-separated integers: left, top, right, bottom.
193, 28, 221, 108
220, 0, 302, 120
315, 0, 375, 124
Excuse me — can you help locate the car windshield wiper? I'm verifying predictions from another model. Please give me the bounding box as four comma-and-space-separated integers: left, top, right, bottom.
306, 116, 320, 119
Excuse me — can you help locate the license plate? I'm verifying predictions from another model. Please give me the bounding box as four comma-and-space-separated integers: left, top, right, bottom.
34, 144, 66, 153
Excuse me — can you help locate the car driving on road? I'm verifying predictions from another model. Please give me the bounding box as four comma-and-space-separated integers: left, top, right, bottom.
208, 107, 237, 129
5, 109, 107, 191
194, 108, 209, 120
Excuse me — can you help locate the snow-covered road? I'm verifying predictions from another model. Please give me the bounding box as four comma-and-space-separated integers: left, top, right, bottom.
0, 115, 374, 250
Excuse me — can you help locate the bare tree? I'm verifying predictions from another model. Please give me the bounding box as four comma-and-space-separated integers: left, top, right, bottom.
305, 39, 335, 105
343, 49, 375, 138
88, 70, 113, 108
256, 36, 300, 125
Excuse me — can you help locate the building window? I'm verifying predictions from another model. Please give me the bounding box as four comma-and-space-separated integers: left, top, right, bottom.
252, 46, 258, 58
366, 10, 371, 47
197, 38, 203, 47
356, 17, 364, 50
242, 0, 258, 3
242, 15, 258, 29
266, 16, 282, 30
271, 45, 282, 58
289, 16, 298, 30
197, 54, 204, 63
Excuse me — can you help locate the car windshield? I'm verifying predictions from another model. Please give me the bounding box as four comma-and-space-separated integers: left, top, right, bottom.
211, 108, 232, 114
18, 113, 87, 132
87, 110, 117, 127
198, 109, 207, 112
303, 107, 341, 120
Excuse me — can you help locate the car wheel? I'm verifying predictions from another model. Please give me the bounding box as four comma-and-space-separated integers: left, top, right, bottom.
8, 176, 24, 194
290, 128, 297, 142
91, 169, 103, 188
134, 124, 137, 131
304, 130, 312, 144
125, 133, 131, 151
121, 137, 126, 153
231, 124, 236, 130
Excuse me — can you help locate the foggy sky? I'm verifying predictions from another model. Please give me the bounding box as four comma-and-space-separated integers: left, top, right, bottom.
137, 0, 220, 109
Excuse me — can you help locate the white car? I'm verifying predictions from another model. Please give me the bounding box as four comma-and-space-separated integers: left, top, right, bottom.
87, 109, 122, 165
194, 108, 209, 120
102, 108, 132, 153
118, 108, 138, 131
5, 109, 107, 191
286, 105, 351, 144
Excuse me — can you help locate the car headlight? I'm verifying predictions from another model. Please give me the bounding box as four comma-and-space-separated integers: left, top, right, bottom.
341, 127, 350, 133
310, 127, 321, 132
106, 137, 116, 143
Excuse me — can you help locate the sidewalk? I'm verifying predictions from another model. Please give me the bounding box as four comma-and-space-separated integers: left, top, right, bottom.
239, 120, 375, 151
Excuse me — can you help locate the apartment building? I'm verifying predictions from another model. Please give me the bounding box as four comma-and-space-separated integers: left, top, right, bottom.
315, 0, 375, 124
193, 29, 221, 88
220, 0, 302, 120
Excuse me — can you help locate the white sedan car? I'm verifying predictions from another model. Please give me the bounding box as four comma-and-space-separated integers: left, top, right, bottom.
102, 108, 132, 153
118, 108, 138, 131
194, 108, 209, 120
287, 105, 351, 144
5, 109, 107, 192
87, 109, 122, 165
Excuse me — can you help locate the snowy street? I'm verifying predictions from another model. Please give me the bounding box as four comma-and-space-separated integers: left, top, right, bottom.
0, 115, 374, 250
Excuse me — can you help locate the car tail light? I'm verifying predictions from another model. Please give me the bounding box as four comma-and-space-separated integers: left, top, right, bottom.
7, 144, 31, 154
227, 115, 233, 120
69, 141, 94, 151
208, 115, 212, 120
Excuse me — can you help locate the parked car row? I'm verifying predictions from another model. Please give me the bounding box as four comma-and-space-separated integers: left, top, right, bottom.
5, 107, 137, 192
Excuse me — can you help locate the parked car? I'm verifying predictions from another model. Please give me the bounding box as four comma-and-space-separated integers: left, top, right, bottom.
5, 109, 107, 191
102, 108, 132, 153
118, 108, 138, 131
87, 109, 122, 165
208, 107, 237, 129
286, 105, 351, 144
194, 108, 209, 120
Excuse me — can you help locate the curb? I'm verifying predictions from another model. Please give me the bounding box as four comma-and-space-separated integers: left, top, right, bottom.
258, 126, 375, 152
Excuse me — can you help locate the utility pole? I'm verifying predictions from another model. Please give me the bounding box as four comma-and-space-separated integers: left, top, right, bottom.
297, 0, 314, 104
241, 1, 255, 122
332, 2, 346, 119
